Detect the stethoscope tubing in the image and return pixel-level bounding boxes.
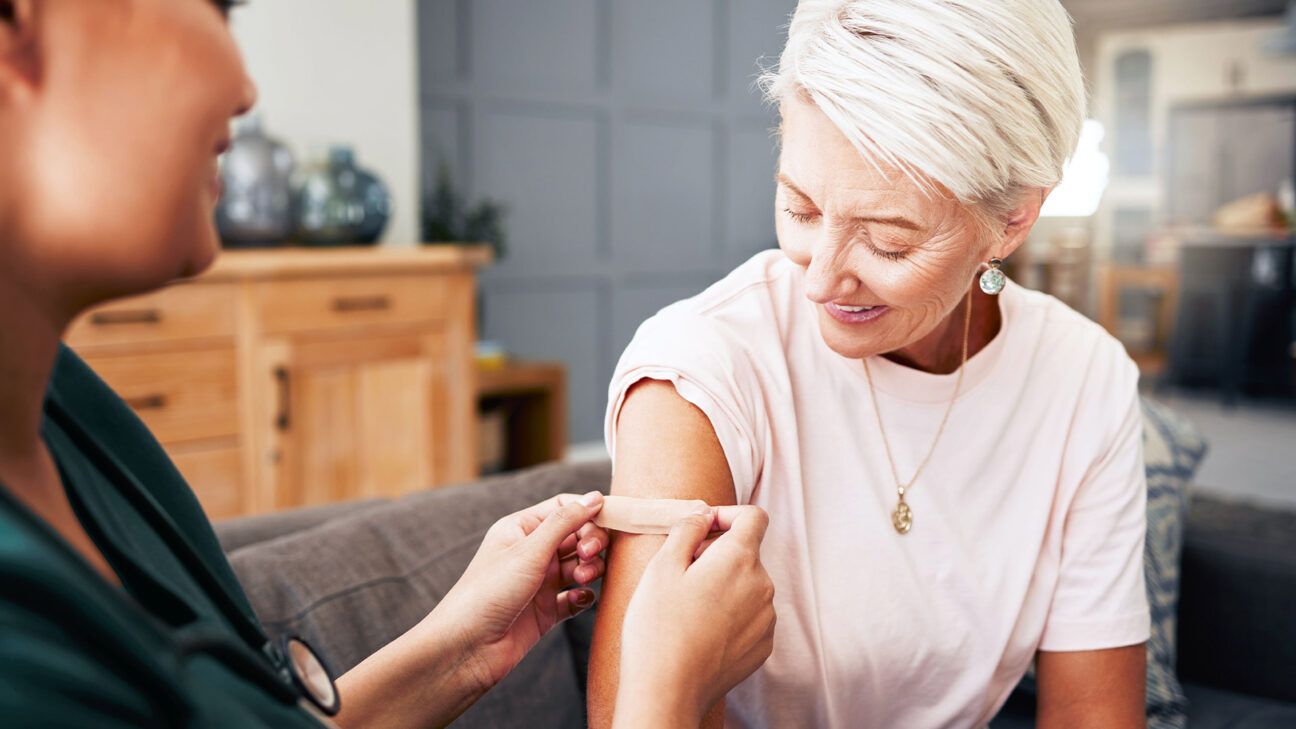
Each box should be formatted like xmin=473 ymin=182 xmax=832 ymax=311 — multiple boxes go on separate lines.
xmin=43 ymin=397 xmax=339 ymax=717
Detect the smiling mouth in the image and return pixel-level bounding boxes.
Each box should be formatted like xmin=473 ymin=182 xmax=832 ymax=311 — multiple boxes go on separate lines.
xmin=825 ymin=301 xmax=890 ymax=324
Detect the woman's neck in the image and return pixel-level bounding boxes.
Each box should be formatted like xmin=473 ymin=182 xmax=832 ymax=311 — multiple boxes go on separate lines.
xmin=884 ymin=285 xmax=1002 ymax=375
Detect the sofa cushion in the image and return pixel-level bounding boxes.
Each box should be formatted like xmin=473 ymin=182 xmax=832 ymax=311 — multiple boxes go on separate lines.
xmin=1176 ymin=494 xmax=1296 ymax=704
xmin=215 ymin=498 xmax=387 ymax=553
xmin=1180 ymin=683 xmax=1296 ymax=729
xmin=227 ymin=461 xmax=613 ymax=729
xmin=991 ymin=683 xmax=1296 ymax=729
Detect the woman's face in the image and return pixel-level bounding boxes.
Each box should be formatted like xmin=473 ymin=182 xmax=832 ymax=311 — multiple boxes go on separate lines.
xmin=0 ymin=0 xmax=255 ymax=312
xmin=775 ymin=93 xmax=995 ymax=361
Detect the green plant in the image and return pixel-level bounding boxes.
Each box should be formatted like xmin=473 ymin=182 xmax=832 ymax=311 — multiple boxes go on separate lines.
xmin=421 ymin=161 xmax=508 ymax=261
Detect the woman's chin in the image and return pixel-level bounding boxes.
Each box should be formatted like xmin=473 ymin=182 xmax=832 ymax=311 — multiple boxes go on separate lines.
xmin=818 ymin=313 xmax=894 ymax=360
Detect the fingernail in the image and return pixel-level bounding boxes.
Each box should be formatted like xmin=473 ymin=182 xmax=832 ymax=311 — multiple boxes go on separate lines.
xmin=580 ymin=538 xmax=600 ymax=556
xmin=580 ymin=491 xmax=603 ymax=507
xmin=574 ymin=589 xmax=594 ymax=607
xmin=690 ymin=506 xmax=711 ymax=517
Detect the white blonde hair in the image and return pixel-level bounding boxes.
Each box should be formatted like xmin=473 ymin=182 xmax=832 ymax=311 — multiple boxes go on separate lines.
xmin=761 ymin=0 xmax=1086 ymax=219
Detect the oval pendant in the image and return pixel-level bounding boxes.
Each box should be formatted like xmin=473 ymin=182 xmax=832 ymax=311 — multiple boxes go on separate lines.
xmin=892 ymin=501 xmax=913 ymax=534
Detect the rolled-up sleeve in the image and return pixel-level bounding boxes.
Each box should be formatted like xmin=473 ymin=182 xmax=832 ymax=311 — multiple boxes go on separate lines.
xmin=604 ymin=308 xmax=766 ymax=504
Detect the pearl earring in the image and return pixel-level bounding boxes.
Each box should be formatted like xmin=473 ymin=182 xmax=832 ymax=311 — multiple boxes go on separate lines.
xmin=979 ymin=258 xmax=1006 ymax=295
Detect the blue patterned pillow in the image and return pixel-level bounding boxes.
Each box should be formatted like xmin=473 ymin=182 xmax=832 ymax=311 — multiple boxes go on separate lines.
xmin=1017 ymin=398 xmax=1206 ymax=729
xmin=1138 ymin=398 xmax=1206 ymax=729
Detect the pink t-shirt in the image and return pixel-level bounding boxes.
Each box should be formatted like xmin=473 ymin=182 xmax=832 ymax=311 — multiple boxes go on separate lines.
xmin=605 ymin=250 xmax=1150 ymax=728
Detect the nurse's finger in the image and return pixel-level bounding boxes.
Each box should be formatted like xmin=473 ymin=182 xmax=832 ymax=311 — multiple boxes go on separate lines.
xmin=654 ymin=507 xmax=715 ymax=569
xmin=712 ymin=506 xmax=769 ymax=549
xmin=562 ymin=554 xmax=606 ymax=586
xmin=557 ymin=532 xmax=580 ymax=560
xmin=576 ymin=522 xmax=609 ymax=560
xmin=525 ymin=492 xmax=605 ymax=559
xmin=512 ymin=493 xmax=581 ymax=533
xmin=692 ymin=534 xmax=721 ymax=561
xmin=556 ymin=588 xmax=597 ymax=620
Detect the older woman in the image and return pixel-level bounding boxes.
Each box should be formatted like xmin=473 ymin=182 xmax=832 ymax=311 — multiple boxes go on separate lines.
xmin=0 ymin=1 xmax=774 ymax=727
xmin=590 ymin=1 xmax=1149 ymax=728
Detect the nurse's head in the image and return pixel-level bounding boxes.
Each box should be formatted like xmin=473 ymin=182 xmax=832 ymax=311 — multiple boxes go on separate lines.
xmin=764 ymin=0 xmax=1085 ymax=360
xmin=0 ymin=0 xmax=255 ymax=318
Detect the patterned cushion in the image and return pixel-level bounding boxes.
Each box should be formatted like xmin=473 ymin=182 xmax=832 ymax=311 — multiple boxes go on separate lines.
xmin=1140 ymin=398 xmax=1207 ymax=728
xmin=1016 ymin=398 xmax=1206 ymax=729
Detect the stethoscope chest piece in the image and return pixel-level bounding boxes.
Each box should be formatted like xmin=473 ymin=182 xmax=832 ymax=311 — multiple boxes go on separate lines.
xmin=284 ymin=636 xmax=340 ymax=717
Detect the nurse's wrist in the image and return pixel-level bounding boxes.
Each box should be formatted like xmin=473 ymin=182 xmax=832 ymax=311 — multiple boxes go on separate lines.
xmin=612 ymin=678 xmax=702 ymax=729
xmin=333 ymin=614 xmax=489 ymax=729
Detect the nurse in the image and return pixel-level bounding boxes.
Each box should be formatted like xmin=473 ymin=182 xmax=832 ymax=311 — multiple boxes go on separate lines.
xmin=0 ymin=1 xmax=775 ymax=727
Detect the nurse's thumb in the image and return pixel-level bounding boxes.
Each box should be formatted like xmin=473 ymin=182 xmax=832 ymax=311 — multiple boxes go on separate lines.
xmin=658 ymin=507 xmax=715 ymax=568
xmin=527 ymin=491 xmax=604 ymax=557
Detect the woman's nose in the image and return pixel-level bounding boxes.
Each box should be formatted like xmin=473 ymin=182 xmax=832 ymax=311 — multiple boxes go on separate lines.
xmin=803 ymin=245 xmax=859 ymax=304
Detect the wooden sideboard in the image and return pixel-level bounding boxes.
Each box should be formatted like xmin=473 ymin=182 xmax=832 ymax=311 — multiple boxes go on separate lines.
xmin=66 ymin=246 xmax=491 ymax=519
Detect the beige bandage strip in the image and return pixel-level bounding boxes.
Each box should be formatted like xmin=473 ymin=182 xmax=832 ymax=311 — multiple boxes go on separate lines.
xmin=593 ymin=495 xmax=711 ymax=534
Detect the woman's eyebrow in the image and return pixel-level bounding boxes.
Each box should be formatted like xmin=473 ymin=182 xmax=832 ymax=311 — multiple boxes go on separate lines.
xmin=776 ymin=172 xmax=922 ymax=231
xmin=775 ymin=173 xmax=815 ymax=204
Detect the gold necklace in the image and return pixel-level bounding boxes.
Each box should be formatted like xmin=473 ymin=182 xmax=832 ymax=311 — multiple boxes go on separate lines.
xmin=863 ymin=285 xmax=974 ymax=535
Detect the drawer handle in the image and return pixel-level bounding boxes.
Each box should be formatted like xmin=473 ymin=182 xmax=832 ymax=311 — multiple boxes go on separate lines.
xmin=331 ymin=295 xmax=391 ymax=313
xmin=91 ymin=309 xmax=162 ymax=326
xmin=124 ymin=394 xmax=168 ymax=411
xmin=274 ymin=367 xmax=291 ymax=432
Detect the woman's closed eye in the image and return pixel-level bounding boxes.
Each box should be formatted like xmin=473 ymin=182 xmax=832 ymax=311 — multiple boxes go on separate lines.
xmin=782 ymin=207 xmax=820 ymax=226
xmin=782 ymin=207 xmax=912 ymax=261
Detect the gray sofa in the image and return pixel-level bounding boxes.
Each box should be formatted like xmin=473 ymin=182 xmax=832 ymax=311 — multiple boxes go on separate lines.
xmin=217 ymin=461 xmax=1296 ymax=728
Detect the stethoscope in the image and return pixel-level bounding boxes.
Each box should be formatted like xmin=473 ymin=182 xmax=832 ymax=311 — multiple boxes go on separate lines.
xmin=36 ymin=395 xmax=342 ymax=721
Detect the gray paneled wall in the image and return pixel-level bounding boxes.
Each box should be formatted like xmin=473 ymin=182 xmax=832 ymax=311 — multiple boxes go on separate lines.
xmin=418 ymin=0 xmax=796 ymax=443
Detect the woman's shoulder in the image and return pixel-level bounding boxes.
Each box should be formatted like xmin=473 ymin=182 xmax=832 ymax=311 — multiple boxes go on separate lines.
xmin=1007 ymin=284 xmax=1138 ymax=385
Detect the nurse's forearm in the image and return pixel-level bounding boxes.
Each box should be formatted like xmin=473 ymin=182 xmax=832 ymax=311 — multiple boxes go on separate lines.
xmin=334 ymin=616 xmax=488 ymax=729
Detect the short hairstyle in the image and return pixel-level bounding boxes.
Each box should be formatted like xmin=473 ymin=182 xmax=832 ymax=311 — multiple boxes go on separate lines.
xmin=761 ymin=0 xmax=1086 ymax=218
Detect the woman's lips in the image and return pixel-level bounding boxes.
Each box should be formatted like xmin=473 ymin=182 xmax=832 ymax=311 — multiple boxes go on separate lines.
xmin=825 ymin=302 xmax=890 ymax=324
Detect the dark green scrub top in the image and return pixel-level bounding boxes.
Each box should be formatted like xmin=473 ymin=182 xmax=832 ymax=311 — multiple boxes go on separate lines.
xmin=0 ymin=346 xmax=328 ymax=727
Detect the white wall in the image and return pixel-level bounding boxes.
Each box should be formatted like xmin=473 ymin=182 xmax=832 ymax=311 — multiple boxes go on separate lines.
xmin=1090 ymin=18 xmax=1296 ymax=254
xmin=230 ymin=1 xmax=420 ymax=246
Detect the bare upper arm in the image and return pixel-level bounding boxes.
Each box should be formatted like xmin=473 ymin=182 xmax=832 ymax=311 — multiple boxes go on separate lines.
xmin=1036 ymin=645 xmax=1146 ymax=729
xmin=587 ymin=379 xmax=737 ymax=729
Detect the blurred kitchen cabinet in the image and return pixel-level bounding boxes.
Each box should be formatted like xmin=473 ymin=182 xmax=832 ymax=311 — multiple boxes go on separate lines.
xmin=67 ymin=246 xmax=490 ymax=517
xmin=1167 ymin=97 xmax=1296 ymax=226
xmin=262 ymin=330 xmax=451 ymax=510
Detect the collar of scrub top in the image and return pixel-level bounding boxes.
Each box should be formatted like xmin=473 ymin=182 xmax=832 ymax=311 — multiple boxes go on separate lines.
xmin=41 ymin=391 xmax=342 ymax=717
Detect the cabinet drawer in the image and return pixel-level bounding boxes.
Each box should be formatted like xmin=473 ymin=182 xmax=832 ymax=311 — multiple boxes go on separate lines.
xmin=66 ymin=283 xmax=236 ymax=349
xmin=82 ymin=349 xmax=239 ymax=444
xmin=255 ymin=276 xmax=449 ymax=335
xmin=171 ymin=446 xmax=244 ymax=520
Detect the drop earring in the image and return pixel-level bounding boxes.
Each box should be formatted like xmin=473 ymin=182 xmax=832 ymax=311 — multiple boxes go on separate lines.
xmin=979 ymin=258 xmax=1006 ymax=295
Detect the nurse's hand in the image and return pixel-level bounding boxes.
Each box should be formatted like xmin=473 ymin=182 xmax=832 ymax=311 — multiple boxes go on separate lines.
xmin=336 ymin=492 xmax=608 ymax=729
xmin=613 ymin=505 xmax=776 ymax=728
xmin=429 ymin=491 xmax=608 ymax=689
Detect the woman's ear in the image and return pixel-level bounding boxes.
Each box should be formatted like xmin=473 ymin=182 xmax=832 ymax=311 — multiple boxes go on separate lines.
xmin=993 ymin=186 xmax=1052 ymax=259
xmin=0 ymin=0 xmax=38 ymax=103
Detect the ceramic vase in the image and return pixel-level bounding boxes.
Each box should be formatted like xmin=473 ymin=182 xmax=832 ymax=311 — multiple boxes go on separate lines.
xmin=215 ymin=115 xmax=297 ymax=248
xmin=294 ymin=146 xmax=392 ymax=246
